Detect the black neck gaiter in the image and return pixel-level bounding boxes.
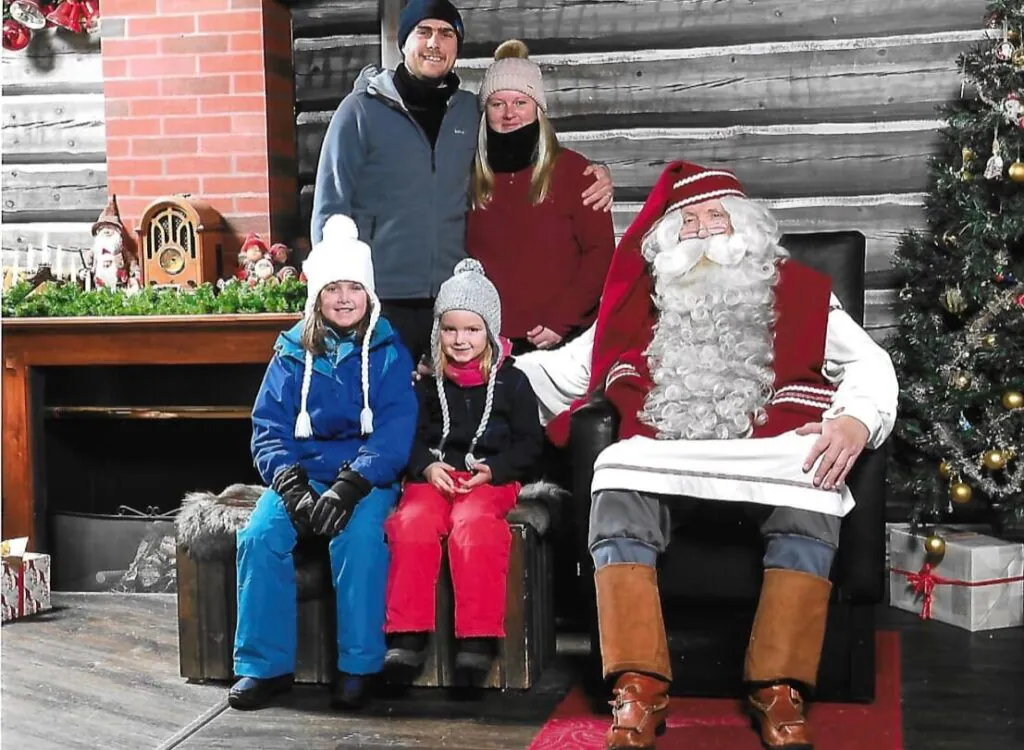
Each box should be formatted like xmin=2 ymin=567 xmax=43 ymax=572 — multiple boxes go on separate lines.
xmin=485 ymin=121 xmax=540 ymax=173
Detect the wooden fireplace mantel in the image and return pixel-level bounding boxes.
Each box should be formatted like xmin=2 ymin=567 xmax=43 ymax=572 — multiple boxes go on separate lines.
xmin=1 ymin=313 xmax=300 ymax=548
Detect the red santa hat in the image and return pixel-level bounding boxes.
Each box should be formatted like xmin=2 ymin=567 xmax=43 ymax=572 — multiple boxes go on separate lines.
xmin=91 ymin=195 xmax=126 ymax=237
xmin=545 ymin=161 xmax=746 ymax=446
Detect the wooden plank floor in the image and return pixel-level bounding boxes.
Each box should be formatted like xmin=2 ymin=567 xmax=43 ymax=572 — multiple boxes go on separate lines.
xmin=2 ymin=593 xmax=1022 ymax=749
xmin=0 ymin=593 xmax=224 ymax=750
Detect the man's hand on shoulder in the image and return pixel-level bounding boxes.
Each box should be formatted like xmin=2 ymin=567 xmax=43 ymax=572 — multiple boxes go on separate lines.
xmin=796 ymin=415 xmax=870 ymax=490
xmin=581 ymin=163 xmax=614 ymax=212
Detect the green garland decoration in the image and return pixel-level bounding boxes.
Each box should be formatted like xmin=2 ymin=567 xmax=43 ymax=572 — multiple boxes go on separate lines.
xmin=0 ymin=279 xmax=307 ymax=318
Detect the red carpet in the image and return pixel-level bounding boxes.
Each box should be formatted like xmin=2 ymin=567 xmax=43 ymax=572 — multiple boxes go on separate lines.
xmin=528 ymin=631 xmax=902 ymax=750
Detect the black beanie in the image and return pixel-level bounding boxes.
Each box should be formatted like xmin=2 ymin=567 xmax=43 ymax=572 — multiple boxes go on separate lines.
xmin=397 ymin=0 xmax=464 ymax=52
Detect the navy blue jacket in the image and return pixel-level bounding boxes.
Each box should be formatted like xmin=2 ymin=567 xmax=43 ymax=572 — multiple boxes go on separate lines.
xmin=408 ymin=358 xmax=543 ymax=485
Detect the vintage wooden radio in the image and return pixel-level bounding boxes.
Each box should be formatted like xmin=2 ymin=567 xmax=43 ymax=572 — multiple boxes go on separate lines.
xmin=136 ymin=195 xmax=232 ymax=287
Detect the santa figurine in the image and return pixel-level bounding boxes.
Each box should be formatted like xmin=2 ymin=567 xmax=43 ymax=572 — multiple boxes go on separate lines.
xmin=89 ymin=196 xmax=130 ymax=289
xmin=276 ymin=265 xmax=298 ymax=283
xmin=235 ymin=232 xmax=269 ymax=282
xmin=251 ymin=257 xmax=277 ymax=285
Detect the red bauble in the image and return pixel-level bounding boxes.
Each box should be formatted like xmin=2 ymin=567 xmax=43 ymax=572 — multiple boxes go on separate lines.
xmin=80 ymin=0 xmax=100 ymax=33
xmin=45 ymin=0 xmax=83 ymax=32
xmin=2 ymin=19 xmax=33 ymax=51
xmin=1016 ymin=293 xmax=1024 ymax=308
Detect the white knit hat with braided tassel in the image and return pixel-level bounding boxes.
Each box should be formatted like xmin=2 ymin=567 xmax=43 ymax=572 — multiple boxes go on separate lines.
xmin=295 ymin=214 xmax=379 ymax=440
xmin=430 ymin=258 xmax=502 ymax=469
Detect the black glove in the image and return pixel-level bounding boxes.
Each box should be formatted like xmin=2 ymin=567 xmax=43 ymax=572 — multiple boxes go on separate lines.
xmin=310 ymin=468 xmax=372 ymax=537
xmin=272 ymin=464 xmax=317 ymax=534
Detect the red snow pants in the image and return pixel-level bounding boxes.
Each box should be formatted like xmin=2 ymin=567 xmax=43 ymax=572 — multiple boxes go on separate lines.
xmin=384 ymin=473 xmax=520 ymax=638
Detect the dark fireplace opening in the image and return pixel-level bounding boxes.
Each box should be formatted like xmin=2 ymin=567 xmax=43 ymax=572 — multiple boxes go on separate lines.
xmin=40 ymin=363 xmax=268 ymax=591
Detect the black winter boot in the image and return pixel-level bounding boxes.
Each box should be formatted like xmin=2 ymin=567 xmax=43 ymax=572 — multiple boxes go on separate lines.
xmin=227 ymin=674 xmax=294 ymax=710
xmin=331 ymin=671 xmax=371 ymax=710
xmin=455 ymin=636 xmax=498 ymax=674
xmin=384 ymin=631 xmax=430 ymax=673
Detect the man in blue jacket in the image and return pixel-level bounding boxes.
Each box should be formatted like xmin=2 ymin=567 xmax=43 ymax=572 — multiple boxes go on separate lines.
xmin=311 ymin=0 xmax=611 ymax=364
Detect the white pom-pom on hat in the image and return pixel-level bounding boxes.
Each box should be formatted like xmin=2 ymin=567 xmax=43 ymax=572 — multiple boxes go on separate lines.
xmin=322 ymin=214 xmax=358 ymax=244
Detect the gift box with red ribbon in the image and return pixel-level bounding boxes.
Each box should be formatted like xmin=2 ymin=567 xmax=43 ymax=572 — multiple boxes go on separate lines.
xmin=1 ymin=538 xmax=52 ymax=623
xmin=888 ymin=524 xmax=1023 ymax=631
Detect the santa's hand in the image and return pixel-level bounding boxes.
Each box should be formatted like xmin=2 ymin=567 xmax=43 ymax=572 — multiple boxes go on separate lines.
xmin=424 ymin=462 xmax=457 ymax=494
xmin=581 ymin=163 xmax=614 ymax=212
xmin=526 ymin=325 xmax=563 ymax=349
xmin=797 ymin=416 xmax=870 ymax=490
xmin=455 ymin=463 xmax=493 ymax=493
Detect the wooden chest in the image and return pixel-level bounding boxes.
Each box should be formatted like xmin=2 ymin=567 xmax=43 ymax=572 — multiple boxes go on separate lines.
xmin=176 ymin=522 xmax=555 ymax=690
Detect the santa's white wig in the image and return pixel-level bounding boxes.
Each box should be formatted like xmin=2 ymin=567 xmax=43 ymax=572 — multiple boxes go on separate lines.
xmin=639 ymin=196 xmax=789 ymax=440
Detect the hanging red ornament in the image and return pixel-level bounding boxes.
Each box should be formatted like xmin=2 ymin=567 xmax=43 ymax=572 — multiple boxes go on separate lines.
xmin=45 ymin=0 xmax=82 ymax=32
xmin=9 ymin=0 xmax=48 ymax=30
xmin=79 ymin=0 xmax=99 ymax=33
xmin=1016 ymin=293 xmax=1024 ymax=308
xmin=2 ymin=18 xmax=33 ymax=51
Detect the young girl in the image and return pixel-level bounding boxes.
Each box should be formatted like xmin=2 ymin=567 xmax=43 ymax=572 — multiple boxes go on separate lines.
xmin=383 ymin=259 xmax=543 ymax=674
xmin=230 ymin=215 xmax=417 ymax=711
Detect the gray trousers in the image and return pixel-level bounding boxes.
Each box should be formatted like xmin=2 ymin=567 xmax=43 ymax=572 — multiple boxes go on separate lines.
xmin=589 ymin=489 xmax=840 ymax=579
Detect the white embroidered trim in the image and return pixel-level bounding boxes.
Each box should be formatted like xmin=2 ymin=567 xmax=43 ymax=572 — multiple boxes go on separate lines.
xmin=665 ymin=188 xmax=746 ymax=214
xmin=672 ymin=170 xmax=738 ymax=189
xmin=774 ymin=384 xmax=836 ymax=397
xmin=606 ymin=363 xmax=640 ymax=388
xmin=769 ymin=396 xmax=832 ymax=409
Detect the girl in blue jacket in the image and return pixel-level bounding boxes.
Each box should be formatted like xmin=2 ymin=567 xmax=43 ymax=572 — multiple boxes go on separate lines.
xmin=230 ymin=215 xmax=417 ymax=711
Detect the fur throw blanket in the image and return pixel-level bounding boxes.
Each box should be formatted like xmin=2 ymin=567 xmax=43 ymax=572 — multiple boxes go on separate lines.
xmin=176 ymin=480 xmax=567 ymax=562
xmin=176 ymin=483 xmax=262 ymax=561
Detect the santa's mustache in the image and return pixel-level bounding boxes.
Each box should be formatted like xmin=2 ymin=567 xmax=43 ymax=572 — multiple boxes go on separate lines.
xmin=651 ymin=232 xmax=748 ymax=281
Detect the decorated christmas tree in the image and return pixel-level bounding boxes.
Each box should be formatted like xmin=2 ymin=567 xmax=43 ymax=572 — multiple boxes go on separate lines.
xmin=890 ymin=1 xmax=1024 ymax=530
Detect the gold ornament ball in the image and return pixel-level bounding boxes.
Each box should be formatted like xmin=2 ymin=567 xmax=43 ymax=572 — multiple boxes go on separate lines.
xmin=962 ymin=147 xmax=975 ymax=163
xmin=982 ymin=333 xmax=998 ymax=347
xmin=982 ymin=449 xmax=1008 ymax=470
xmin=1009 ymin=161 xmax=1024 ymax=182
xmin=924 ymin=534 xmax=947 ymax=560
xmin=938 ymin=460 xmax=952 ymax=479
xmin=961 ymin=170 xmax=975 ymax=183
xmin=950 ymin=481 xmax=973 ymax=504
xmin=952 ymin=372 xmax=971 ymax=389
xmin=1003 ymin=390 xmax=1024 ymax=410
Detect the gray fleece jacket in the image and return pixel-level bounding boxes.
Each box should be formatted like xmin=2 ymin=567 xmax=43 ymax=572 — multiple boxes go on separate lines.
xmin=311 ymin=65 xmax=480 ymax=299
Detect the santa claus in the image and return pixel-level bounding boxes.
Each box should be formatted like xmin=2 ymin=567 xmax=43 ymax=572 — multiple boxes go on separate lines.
xmin=515 ymin=161 xmax=897 ymax=750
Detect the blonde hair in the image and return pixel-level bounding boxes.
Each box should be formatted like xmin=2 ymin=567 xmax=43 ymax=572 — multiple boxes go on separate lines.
xmin=437 ymin=338 xmax=494 ymax=381
xmin=471 ymin=107 xmax=561 ymax=209
xmin=301 ymin=295 xmax=372 ymax=355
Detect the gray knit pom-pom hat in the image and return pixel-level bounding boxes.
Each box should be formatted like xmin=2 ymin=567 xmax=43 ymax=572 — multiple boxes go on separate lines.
xmin=430 ymin=258 xmax=503 ymax=469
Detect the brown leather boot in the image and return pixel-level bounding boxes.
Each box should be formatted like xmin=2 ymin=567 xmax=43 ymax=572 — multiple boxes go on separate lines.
xmin=594 ymin=563 xmax=672 ymax=750
xmin=607 ymin=672 xmax=669 ymax=749
xmin=744 ymin=568 xmax=831 ymax=749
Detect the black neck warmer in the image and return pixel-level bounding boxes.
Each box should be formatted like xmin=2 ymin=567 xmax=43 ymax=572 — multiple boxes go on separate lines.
xmin=486 ymin=121 xmax=541 ymax=173
xmin=393 ymin=63 xmax=458 ymax=148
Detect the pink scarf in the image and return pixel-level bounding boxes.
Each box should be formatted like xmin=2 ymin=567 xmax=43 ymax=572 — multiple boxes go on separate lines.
xmin=444 ymin=337 xmax=513 ymax=387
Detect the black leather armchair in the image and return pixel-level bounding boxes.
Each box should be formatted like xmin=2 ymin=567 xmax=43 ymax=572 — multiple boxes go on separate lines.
xmin=568 ymin=231 xmax=885 ymax=702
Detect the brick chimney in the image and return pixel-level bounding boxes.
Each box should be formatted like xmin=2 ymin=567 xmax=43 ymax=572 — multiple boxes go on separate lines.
xmin=99 ymin=0 xmax=297 ymax=252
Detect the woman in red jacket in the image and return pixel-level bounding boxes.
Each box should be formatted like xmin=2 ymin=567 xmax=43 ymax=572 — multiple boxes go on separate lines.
xmin=466 ymin=40 xmax=615 ymax=354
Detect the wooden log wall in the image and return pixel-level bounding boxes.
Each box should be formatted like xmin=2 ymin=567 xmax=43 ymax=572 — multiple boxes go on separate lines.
xmin=2 ymin=31 xmax=106 ymax=277
xmin=291 ymin=0 xmax=993 ymax=343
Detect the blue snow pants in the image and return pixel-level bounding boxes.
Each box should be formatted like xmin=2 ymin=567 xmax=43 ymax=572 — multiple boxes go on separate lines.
xmin=233 ymin=482 xmax=398 ymax=679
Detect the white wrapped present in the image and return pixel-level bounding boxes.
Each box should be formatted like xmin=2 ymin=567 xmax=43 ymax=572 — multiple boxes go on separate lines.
xmin=888 ymin=524 xmax=1023 ymax=631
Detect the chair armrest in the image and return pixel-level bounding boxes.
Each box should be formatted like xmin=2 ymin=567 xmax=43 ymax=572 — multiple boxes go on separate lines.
xmin=835 ymin=442 xmax=889 ymax=603
xmin=568 ymin=394 xmax=620 ymax=566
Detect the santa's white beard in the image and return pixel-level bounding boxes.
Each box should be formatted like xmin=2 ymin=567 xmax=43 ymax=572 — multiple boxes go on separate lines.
xmin=640 ymin=236 xmax=779 ymax=440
